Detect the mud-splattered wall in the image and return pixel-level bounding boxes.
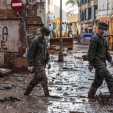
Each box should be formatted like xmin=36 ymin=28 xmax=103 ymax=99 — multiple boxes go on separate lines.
xmin=0 ymin=0 xmax=45 ymax=70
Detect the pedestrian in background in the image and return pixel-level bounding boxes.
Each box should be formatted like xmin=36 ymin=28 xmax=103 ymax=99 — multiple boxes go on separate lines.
xmin=24 ymin=27 xmax=51 ymax=97
xmin=88 ymin=22 xmax=113 ymax=98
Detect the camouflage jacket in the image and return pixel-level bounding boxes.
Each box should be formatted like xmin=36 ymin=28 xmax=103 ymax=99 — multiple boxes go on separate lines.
xmin=27 ymin=36 xmax=50 ymax=66
xmin=88 ymin=33 xmax=112 ymax=68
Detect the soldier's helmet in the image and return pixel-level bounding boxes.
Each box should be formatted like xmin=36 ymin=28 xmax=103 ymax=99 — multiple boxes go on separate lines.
xmin=98 ymin=22 xmax=108 ymax=30
xmin=40 ymin=27 xmax=51 ymax=35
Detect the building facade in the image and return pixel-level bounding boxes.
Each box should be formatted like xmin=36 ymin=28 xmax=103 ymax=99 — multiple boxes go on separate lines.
xmin=78 ymin=0 xmax=98 ymax=33
xmin=96 ymin=0 xmax=113 ymax=17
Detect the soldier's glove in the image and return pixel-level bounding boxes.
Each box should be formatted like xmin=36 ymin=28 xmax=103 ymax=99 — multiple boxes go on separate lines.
xmin=28 ymin=66 xmax=34 ymax=72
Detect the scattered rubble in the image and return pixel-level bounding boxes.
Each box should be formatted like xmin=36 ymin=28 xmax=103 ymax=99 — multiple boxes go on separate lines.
xmin=54 ymin=46 xmax=60 ymax=51
xmin=3 ymin=85 xmax=12 ymax=90
xmin=0 ymin=68 xmax=11 ymax=77
xmin=57 ymin=87 xmax=62 ymax=91
xmin=95 ymin=93 xmax=113 ymax=105
xmin=0 ymin=97 xmax=22 ymax=102
xmin=70 ymin=111 xmax=84 ymax=113
xmin=49 ymin=82 xmax=54 ymax=85
xmin=82 ymin=55 xmax=88 ymax=61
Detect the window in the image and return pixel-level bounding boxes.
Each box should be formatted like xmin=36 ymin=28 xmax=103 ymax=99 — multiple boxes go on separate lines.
xmin=91 ymin=5 xmax=97 ymax=19
xmin=88 ymin=8 xmax=91 ymax=20
xmin=88 ymin=0 xmax=91 ymax=3
xmin=85 ymin=0 xmax=87 ymax=4
xmin=81 ymin=0 xmax=84 ymax=5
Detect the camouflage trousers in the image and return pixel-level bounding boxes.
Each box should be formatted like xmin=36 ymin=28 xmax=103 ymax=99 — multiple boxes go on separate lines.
xmin=91 ymin=67 xmax=113 ymax=93
xmin=24 ymin=63 xmax=49 ymax=96
xmin=30 ymin=64 xmax=47 ymax=86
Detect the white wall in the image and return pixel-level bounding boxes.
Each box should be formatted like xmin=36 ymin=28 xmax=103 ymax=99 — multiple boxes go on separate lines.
xmin=110 ymin=0 xmax=113 ymax=14
xmin=0 ymin=20 xmax=20 ymax=52
xmin=97 ymin=0 xmax=113 ymax=17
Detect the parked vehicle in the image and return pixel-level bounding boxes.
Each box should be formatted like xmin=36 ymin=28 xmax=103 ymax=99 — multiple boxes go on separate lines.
xmin=80 ymin=33 xmax=93 ymax=45
xmin=50 ymin=18 xmax=73 ymax=49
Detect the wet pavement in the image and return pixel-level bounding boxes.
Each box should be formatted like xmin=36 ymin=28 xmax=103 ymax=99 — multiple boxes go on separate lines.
xmin=0 ymin=42 xmax=113 ymax=113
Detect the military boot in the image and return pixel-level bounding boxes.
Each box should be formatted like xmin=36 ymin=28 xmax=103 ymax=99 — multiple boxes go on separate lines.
xmin=24 ymin=83 xmax=35 ymax=96
xmin=88 ymin=87 xmax=97 ymax=99
xmin=42 ymin=84 xmax=50 ymax=97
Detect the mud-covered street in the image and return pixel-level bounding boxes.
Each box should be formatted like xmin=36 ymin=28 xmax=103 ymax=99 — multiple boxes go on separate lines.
xmin=0 ymin=42 xmax=113 ymax=113
xmin=0 ymin=0 xmax=113 ymax=113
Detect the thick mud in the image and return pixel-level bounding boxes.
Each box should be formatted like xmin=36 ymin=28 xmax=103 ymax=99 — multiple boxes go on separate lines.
xmin=0 ymin=43 xmax=113 ymax=113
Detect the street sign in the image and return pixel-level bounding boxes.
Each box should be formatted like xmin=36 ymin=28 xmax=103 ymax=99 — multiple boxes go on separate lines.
xmin=11 ymin=0 xmax=23 ymax=11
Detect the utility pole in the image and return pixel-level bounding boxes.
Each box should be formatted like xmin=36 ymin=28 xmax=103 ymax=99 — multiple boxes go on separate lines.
xmin=58 ymin=0 xmax=63 ymax=62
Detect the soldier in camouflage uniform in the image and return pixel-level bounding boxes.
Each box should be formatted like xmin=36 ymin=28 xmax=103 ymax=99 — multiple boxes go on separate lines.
xmin=88 ymin=22 xmax=113 ymax=98
xmin=24 ymin=27 xmax=51 ymax=97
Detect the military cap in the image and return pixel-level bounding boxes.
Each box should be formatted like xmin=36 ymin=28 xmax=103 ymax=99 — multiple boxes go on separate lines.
xmin=40 ymin=27 xmax=51 ymax=35
xmin=98 ymin=21 xmax=108 ymax=30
